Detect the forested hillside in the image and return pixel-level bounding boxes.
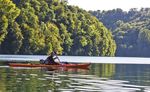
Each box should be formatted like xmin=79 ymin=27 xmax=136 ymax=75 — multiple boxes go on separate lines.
xmin=0 ymin=0 xmax=116 ymax=56
xmin=90 ymin=8 xmax=150 ymax=57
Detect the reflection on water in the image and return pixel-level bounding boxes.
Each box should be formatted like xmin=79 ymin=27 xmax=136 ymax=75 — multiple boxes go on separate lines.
xmin=115 ymin=64 xmax=150 ymax=86
xmin=0 ymin=63 xmax=150 ymax=92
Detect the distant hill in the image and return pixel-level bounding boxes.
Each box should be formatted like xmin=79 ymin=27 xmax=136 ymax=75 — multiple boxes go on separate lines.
xmin=0 ymin=0 xmax=116 ymax=56
xmin=90 ymin=8 xmax=150 ymax=57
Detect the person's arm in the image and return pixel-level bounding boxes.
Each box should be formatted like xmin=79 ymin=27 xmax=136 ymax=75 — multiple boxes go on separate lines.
xmin=53 ymin=56 xmax=58 ymax=59
xmin=53 ymin=55 xmax=61 ymax=63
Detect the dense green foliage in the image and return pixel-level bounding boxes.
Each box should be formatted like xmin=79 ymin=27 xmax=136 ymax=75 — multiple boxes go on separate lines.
xmin=0 ymin=0 xmax=20 ymax=44
xmin=90 ymin=8 xmax=150 ymax=57
xmin=0 ymin=0 xmax=116 ymax=56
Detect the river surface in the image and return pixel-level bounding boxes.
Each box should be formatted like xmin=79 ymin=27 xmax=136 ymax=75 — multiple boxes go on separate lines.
xmin=0 ymin=55 xmax=150 ymax=92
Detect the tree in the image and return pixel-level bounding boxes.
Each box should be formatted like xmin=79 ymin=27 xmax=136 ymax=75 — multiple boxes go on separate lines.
xmin=137 ymin=29 xmax=150 ymax=56
xmin=0 ymin=0 xmax=20 ymax=44
xmin=91 ymin=8 xmax=150 ymax=57
xmin=0 ymin=0 xmax=116 ymax=56
xmin=1 ymin=22 xmax=23 ymax=54
xmin=42 ymin=22 xmax=63 ymax=54
xmin=17 ymin=2 xmax=45 ymax=54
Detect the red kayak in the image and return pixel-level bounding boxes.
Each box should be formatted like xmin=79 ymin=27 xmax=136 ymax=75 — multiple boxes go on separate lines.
xmin=9 ymin=63 xmax=90 ymax=68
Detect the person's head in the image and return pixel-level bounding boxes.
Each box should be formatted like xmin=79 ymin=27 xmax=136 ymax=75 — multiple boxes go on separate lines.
xmin=50 ymin=52 xmax=54 ymax=56
xmin=51 ymin=51 xmax=57 ymax=56
xmin=53 ymin=51 xmax=57 ymax=54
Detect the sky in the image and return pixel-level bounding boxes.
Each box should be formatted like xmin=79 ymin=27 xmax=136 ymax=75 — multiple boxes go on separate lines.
xmin=68 ymin=0 xmax=150 ymax=11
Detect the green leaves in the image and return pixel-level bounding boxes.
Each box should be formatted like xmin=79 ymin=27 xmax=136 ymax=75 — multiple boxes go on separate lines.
xmin=0 ymin=15 xmax=8 ymax=44
xmin=44 ymin=22 xmax=63 ymax=54
xmin=1 ymin=22 xmax=23 ymax=54
xmin=91 ymin=8 xmax=150 ymax=57
xmin=0 ymin=0 xmax=116 ymax=56
xmin=0 ymin=0 xmax=20 ymax=44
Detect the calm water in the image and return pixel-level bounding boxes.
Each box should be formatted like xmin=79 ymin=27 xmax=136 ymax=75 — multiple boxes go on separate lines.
xmin=0 ymin=55 xmax=150 ymax=92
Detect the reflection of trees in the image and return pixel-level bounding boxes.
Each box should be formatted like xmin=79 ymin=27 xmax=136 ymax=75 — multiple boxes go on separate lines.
xmin=0 ymin=66 xmax=90 ymax=92
xmin=90 ymin=64 xmax=115 ymax=77
xmin=0 ymin=68 xmax=57 ymax=92
xmin=0 ymin=68 xmax=7 ymax=92
xmin=115 ymin=64 xmax=150 ymax=86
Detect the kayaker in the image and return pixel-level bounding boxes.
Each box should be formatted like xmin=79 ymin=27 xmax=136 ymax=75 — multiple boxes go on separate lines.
xmin=47 ymin=51 xmax=58 ymax=64
xmin=40 ymin=51 xmax=59 ymax=65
